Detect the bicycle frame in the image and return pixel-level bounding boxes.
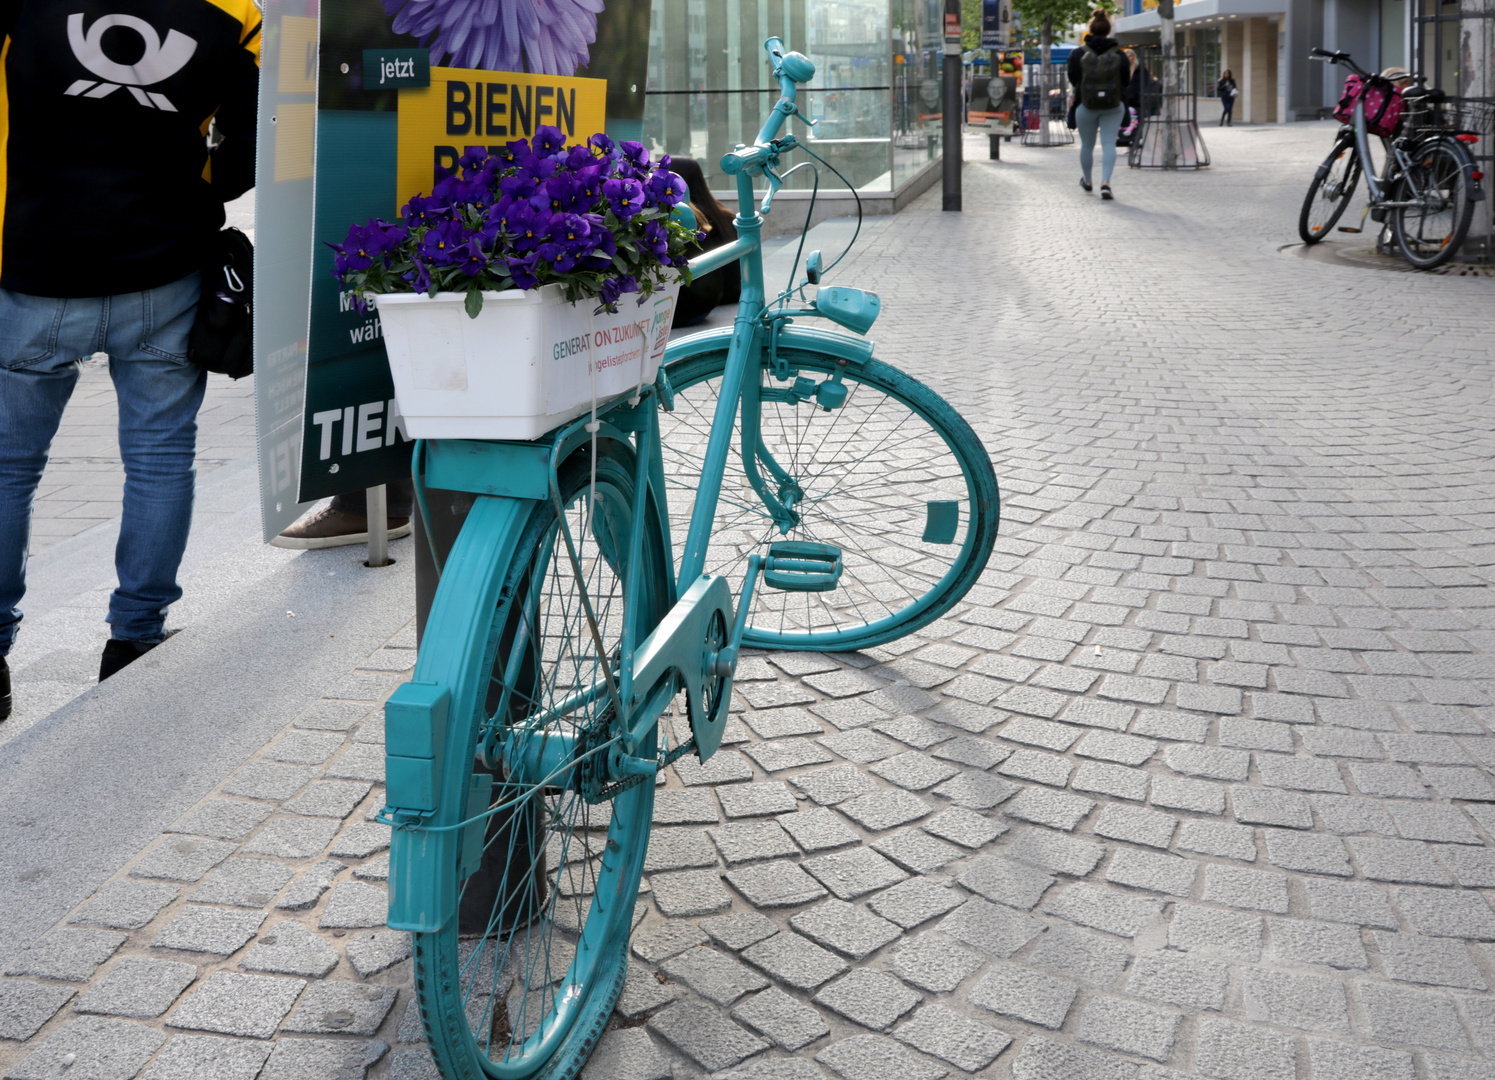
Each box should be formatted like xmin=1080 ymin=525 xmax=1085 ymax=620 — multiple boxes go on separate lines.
xmin=397 ymin=37 xmax=837 ymax=840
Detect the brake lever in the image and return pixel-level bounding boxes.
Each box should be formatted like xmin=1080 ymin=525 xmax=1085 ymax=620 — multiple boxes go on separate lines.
xmin=761 ymin=164 xmax=784 ymax=214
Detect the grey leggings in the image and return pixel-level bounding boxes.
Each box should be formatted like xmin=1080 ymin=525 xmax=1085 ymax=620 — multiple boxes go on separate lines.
xmin=1077 ymin=103 xmax=1125 ymax=183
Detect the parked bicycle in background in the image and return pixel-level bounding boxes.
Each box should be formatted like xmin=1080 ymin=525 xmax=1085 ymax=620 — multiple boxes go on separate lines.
xmin=1298 ymin=48 xmax=1486 ymax=270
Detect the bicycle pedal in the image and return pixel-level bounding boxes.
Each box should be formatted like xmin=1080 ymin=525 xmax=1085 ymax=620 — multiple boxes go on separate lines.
xmin=1338 ymin=226 xmax=1362 ymax=233
xmin=763 ymin=541 xmax=842 ymax=592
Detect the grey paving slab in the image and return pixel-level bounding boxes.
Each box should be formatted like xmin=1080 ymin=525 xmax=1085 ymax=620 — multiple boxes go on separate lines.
xmin=1076 ymin=996 xmax=1181 ymax=1062
xmin=140 ymin=1034 xmax=273 ymax=1080
xmin=151 ymin=907 xmax=265 ymax=956
xmin=275 ymin=859 xmax=346 ymax=911
xmin=969 ymin=963 xmax=1078 ymax=1029
xmin=343 ymin=930 xmax=411 ymax=978
xmin=647 ymin=1000 xmax=768 ymax=1072
xmin=659 ymin=946 xmax=770 ymax=1006
xmin=279 ymin=980 xmax=399 ymax=1034
xmin=166 ymin=972 xmax=305 ymax=1038
xmin=218 ymin=756 xmax=315 ymax=801
xmin=814 ymin=1033 xmax=948 ymax=1080
xmin=865 ymin=878 xmax=964 ymax=929
xmin=73 ymin=957 xmax=197 ymax=1018
xmin=67 ymin=881 xmax=181 ymax=931
xmin=4 ymin=929 xmax=127 ymax=983
xmin=256 ymin=1037 xmax=387 ymax=1079
xmin=0 ymin=980 xmax=77 ymax=1041
xmin=171 ymin=799 xmax=278 ymax=842
xmin=241 ymin=817 xmax=341 ymax=859
xmin=741 ymin=932 xmax=849 ymax=991
xmin=6 ymin=1017 xmax=165 ymax=1080
xmin=790 ymin=900 xmax=901 ymax=960
xmin=701 ymin=912 xmax=780 ymax=953
xmin=190 ymin=858 xmax=296 ymax=908
xmin=239 ymin=921 xmax=341 ymax=978
xmin=581 ymin=1028 xmax=672 ymax=1080
xmin=731 ymin=987 xmax=829 ymax=1051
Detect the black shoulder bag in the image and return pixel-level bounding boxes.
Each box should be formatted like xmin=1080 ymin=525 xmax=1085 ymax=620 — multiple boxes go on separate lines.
xmin=188 ymin=227 xmax=254 ymax=379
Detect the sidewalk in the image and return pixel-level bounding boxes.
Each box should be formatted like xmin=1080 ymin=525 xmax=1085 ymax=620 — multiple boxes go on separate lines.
xmin=1 ymin=125 xmax=1494 ymax=1080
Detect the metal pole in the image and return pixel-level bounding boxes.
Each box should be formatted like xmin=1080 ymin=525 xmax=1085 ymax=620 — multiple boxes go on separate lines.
xmin=367 ymin=484 xmax=390 ymax=567
xmin=943 ymin=45 xmax=963 ymax=210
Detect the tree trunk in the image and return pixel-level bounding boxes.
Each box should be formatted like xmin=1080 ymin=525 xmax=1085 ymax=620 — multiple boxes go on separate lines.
xmin=1158 ymin=0 xmax=1181 ymax=167
xmin=1041 ymin=15 xmax=1052 ymax=75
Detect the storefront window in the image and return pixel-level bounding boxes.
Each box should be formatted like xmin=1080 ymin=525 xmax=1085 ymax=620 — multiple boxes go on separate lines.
xmin=643 ymin=0 xmax=939 ymax=197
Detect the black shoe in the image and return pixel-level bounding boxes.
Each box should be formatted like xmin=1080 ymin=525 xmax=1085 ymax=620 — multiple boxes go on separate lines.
xmin=100 ymin=639 xmax=157 ymax=682
xmin=0 ymin=656 xmax=10 ymax=721
xmin=1080 ymin=177 xmax=1093 ymax=193
xmin=1101 ymin=184 xmax=1114 ymax=200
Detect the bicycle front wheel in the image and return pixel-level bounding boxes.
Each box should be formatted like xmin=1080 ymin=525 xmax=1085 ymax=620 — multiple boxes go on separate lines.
xmin=1392 ymin=138 xmax=1475 ymax=270
xmin=413 ymin=440 xmax=672 ymax=1080
xmin=660 ymin=347 xmax=999 ymax=652
xmin=1298 ymin=133 xmax=1361 ymax=244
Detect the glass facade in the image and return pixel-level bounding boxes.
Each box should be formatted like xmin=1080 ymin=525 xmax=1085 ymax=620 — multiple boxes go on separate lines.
xmin=642 ymin=0 xmax=945 ymax=195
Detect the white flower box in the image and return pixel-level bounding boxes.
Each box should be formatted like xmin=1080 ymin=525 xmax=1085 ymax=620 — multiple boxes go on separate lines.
xmin=374 ymin=281 xmax=681 ymax=441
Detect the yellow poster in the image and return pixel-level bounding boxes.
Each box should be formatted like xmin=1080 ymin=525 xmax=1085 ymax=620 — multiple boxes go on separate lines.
xmin=396 ymin=67 xmax=607 ymax=211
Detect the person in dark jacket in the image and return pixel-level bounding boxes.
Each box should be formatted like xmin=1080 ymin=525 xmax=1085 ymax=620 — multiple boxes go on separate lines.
xmin=671 ymin=157 xmax=741 ymax=327
xmin=0 ymin=0 xmax=260 ymax=715
xmin=1217 ymin=70 xmax=1238 ymax=125
xmin=1127 ymin=51 xmax=1159 ymax=117
xmin=1068 ymin=10 xmax=1127 ymax=199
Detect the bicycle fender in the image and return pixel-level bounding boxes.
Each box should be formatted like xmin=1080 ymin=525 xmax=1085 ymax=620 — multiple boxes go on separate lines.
xmin=387 ymin=493 xmax=536 ymax=934
xmin=664 ymin=324 xmax=876 ymax=367
xmin=627 ymin=573 xmax=735 ymax=761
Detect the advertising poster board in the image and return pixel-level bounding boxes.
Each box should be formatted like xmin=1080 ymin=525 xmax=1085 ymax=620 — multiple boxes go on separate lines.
xmin=254 ymin=0 xmax=653 ymax=538
xmin=980 ymin=0 xmax=1010 ymax=49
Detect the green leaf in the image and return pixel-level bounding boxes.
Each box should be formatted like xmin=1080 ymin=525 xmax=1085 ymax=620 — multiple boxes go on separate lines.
xmin=465 ymin=288 xmax=484 ymax=319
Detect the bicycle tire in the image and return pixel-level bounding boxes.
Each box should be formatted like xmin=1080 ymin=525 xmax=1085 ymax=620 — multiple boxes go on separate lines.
xmin=411 ymin=440 xmax=671 ymax=1080
xmin=1298 ymin=133 xmax=1361 ymax=244
xmin=660 ymin=347 xmax=999 ymax=652
xmin=1392 ymin=137 xmax=1475 ymax=270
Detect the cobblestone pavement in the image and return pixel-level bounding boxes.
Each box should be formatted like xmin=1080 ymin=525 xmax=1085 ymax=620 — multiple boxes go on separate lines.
xmin=6 ymin=122 xmax=1495 ymax=1080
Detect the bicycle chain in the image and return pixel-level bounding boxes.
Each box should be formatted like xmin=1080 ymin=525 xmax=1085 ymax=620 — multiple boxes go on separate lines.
xmin=589 ymin=735 xmax=698 ymax=804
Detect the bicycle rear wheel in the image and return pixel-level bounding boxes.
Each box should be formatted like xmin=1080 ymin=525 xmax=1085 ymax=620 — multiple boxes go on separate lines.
xmin=1298 ymin=133 xmax=1360 ymax=244
xmin=1392 ymin=137 xmax=1475 ymax=270
xmin=412 ymin=441 xmax=672 ymax=1080
xmin=660 ymin=347 xmax=999 ymax=652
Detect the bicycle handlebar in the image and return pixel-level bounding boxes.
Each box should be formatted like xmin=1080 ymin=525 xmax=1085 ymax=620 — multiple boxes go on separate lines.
xmin=754 ymin=38 xmax=816 ymax=146
xmin=1309 ymin=46 xmax=1371 ymax=80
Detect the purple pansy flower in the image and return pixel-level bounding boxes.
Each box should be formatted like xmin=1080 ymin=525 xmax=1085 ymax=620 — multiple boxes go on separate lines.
xmin=419 ymin=219 xmax=466 ymax=264
xmin=533 ymin=126 xmax=568 ymax=156
xmin=456 ymin=237 xmax=489 ymax=276
xmin=602 ymin=177 xmax=645 ymax=220
xmin=505 ymin=253 xmax=541 ymax=290
xmin=647 ymin=169 xmax=687 ymax=207
xmin=641 ymin=219 xmax=669 ymax=257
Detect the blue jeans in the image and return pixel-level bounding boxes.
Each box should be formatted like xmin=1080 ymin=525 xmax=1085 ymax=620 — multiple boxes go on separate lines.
xmin=1077 ymin=103 xmax=1126 ymax=184
xmin=0 ymin=275 xmax=206 ymax=654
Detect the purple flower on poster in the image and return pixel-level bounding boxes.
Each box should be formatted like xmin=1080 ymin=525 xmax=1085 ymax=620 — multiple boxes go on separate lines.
xmin=385 ymin=0 xmax=606 ymax=75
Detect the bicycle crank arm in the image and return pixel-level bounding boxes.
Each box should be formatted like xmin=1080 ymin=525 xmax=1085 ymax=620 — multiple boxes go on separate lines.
xmin=623 ymin=572 xmax=736 ymax=761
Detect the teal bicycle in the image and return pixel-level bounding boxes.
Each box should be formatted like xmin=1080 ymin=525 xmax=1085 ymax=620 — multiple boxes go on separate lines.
xmin=381 ymin=37 xmax=999 ymax=1080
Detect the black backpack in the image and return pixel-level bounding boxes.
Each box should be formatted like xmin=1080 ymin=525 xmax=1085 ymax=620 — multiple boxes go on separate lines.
xmin=1080 ymin=47 xmax=1125 ymax=111
xmin=188 ymin=228 xmax=254 ymax=380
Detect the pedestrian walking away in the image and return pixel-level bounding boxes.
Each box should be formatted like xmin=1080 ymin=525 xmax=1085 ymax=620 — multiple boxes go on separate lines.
xmin=0 ymin=0 xmax=261 ymax=717
xmin=1069 ymin=9 xmax=1127 ymax=199
xmin=1218 ymin=69 xmax=1238 ymax=125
